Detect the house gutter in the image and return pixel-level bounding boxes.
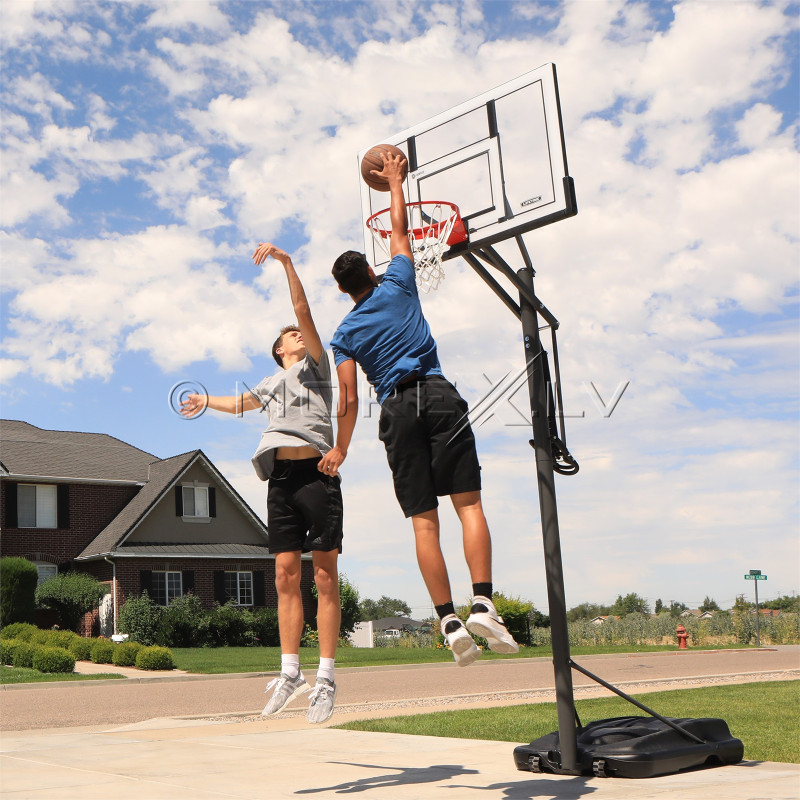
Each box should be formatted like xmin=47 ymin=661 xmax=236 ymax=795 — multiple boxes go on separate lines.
xmin=103 ymin=556 xmax=117 ymax=635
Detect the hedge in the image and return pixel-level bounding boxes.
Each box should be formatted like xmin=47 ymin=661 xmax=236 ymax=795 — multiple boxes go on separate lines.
xmin=90 ymin=639 xmax=115 ymax=664
xmin=0 ymin=557 xmax=38 ymax=627
xmin=32 ymin=646 xmax=76 ymax=674
xmin=135 ymin=645 xmax=174 ymax=671
xmin=0 ymin=622 xmax=38 ymax=641
xmin=112 ymin=641 xmax=143 ymax=667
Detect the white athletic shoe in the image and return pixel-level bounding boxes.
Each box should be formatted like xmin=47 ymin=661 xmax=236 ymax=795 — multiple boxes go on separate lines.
xmin=306 ymin=678 xmax=337 ymax=724
xmin=466 ymin=596 xmax=519 ymax=654
xmin=440 ymin=614 xmax=481 ymax=667
xmin=261 ymin=672 xmax=310 ymax=717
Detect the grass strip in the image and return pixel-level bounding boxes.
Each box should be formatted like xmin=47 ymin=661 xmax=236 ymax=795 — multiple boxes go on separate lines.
xmin=0 ymin=665 xmax=126 ymax=685
xmin=335 ymin=681 xmax=800 ymax=764
xmin=169 ymin=643 xmax=751 ymax=674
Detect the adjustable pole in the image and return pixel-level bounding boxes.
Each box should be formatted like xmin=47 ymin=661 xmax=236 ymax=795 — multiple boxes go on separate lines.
xmin=516 ymin=264 xmax=579 ymax=772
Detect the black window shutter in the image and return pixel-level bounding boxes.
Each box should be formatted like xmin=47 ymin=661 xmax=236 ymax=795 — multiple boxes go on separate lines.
xmin=208 ymin=487 xmax=216 ymax=517
xmin=213 ymin=570 xmax=226 ymax=604
xmin=175 ymin=486 xmax=183 ymax=516
xmin=57 ymin=485 xmax=70 ymax=529
xmin=5 ymin=482 xmax=18 ymax=528
xmin=140 ymin=570 xmax=153 ymax=595
xmin=253 ymin=570 xmax=265 ymax=606
xmin=182 ymin=570 xmax=195 ymax=595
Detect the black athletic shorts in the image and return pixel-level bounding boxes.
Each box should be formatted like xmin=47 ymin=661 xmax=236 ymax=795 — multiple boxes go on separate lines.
xmin=378 ymin=376 xmax=481 ymax=518
xmin=266 ymin=457 xmax=343 ymax=554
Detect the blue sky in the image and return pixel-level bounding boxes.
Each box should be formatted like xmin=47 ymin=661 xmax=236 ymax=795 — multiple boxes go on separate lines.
xmin=2 ymin=0 xmax=798 ymax=618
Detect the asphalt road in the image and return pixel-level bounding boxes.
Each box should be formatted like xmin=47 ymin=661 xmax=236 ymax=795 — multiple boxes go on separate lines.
xmin=2 ymin=646 xmax=797 ymax=731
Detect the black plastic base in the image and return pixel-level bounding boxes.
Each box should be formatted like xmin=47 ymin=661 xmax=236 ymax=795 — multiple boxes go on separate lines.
xmin=513 ymin=716 xmax=744 ymax=779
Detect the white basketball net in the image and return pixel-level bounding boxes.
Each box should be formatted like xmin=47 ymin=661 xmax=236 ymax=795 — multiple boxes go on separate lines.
xmin=367 ymin=202 xmax=460 ymax=293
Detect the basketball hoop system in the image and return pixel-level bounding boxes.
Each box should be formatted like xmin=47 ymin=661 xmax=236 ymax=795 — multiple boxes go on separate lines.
xmin=366 ymin=201 xmax=468 ymax=293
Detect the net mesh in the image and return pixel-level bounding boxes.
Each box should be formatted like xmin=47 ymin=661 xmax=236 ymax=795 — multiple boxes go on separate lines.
xmin=367 ymin=202 xmax=460 ymax=293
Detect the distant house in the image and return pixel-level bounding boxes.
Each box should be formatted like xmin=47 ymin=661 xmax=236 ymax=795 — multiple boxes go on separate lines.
xmin=589 ymin=615 xmax=618 ymax=625
xmin=372 ymin=616 xmax=426 ymax=633
xmin=680 ymin=609 xmax=716 ymax=620
xmin=0 ymin=420 xmax=314 ymax=635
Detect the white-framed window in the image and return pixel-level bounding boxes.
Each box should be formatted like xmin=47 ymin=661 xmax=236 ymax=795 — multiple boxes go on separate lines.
xmin=182 ymin=485 xmax=209 ymax=518
xmin=34 ymin=562 xmax=58 ymax=585
xmin=18 ymin=484 xmax=57 ymax=528
xmin=151 ymin=571 xmax=183 ymax=606
xmin=224 ymin=571 xmax=253 ymax=606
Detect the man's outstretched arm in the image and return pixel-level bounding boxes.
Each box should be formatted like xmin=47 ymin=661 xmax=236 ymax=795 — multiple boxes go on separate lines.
xmin=372 ymin=153 xmax=412 ymax=261
xmin=252 ymin=242 xmax=324 ymax=364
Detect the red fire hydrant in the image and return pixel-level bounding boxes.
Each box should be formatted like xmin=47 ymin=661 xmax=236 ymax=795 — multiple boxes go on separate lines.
xmin=676 ymin=624 xmax=689 ymax=650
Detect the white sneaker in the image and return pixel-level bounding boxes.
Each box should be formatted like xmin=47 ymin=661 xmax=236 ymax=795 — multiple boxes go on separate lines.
xmin=306 ymin=678 xmax=337 ymax=724
xmin=466 ymin=596 xmax=519 ymax=654
xmin=440 ymin=614 xmax=481 ymax=667
xmin=261 ymin=672 xmax=310 ymax=717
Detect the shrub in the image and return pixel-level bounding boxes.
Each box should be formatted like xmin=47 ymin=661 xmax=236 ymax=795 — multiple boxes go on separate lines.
xmin=69 ymin=637 xmax=94 ymax=661
xmin=119 ymin=592 xmax=163 ymax=646
xmin=205 ymin=602 xmax=256 ymax=647
xmin=157 ymin=594 xmax=206 ymax=647
xmin=35 ymin=572 xmax=108 ymax=632
xmin=251 ymin=607 xmax=280 ymax=647
xmin=0 ymin=557 xmax=38 ymax=627
xmin=10 ymin=641 xmax=37 ymax=669
xmin=492 ymin=592 xmax=534 ymax=647
xmin=112 ymin=641 xmax=143 ymax=667
xmin=29 ymin=628 xmax=52 ymax=646
xmin=40 ymin=629 xmax=81 ymax=650
xmin=135 ymin=645 xmax=174 ymax=671
xmin=33 ymin=646 xmax=75 ymax=674
xmin=0 ymin=638 xmax=17 ymax=664
xmin=0 ymin=622 xmax=38 ymax=641
xmin=90 ymin=638 xmax=115 ymax=664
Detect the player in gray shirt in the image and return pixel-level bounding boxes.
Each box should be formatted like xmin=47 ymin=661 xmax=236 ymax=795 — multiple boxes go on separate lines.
xmin=181 ymin=243 xmax=341 ymax=724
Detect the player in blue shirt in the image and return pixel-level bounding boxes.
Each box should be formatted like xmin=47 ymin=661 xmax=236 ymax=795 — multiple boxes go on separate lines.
xmin=319 ymin=152 xmax=518 ymax=665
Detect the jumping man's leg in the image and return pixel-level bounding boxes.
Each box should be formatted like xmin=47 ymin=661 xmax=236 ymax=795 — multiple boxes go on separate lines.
xmin=450 ymin=490 xmax=492 ymax=585
xmin=312 ymin=549 xmax=340 ymax=660
xmin=262 ymin=550 xmax=311 ymax=716
xmin=411 ymin=508 xmax=452 ymax=606
xmin=307 ymin=549 xmax=340 ymax=723
xmin=412 ymin=508 xmax=481 ymax=667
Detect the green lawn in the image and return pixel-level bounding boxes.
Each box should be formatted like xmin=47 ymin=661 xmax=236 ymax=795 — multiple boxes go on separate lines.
xmin=0 ymin=665 xmax=126 ymax=685
xmin=336 ymin=681 xmax=800 ymax=764
xmin=169 ymin=643 xmax=748 ymax=674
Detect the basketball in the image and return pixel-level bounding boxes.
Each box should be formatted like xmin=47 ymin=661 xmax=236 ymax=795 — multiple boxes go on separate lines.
xmin=360 ymin=143 xmax=407 ymax=192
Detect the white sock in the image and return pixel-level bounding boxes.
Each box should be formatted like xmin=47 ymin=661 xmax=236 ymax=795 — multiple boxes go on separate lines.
xmin=281 ymin=654 xmax=301 ymax=680
xmin=316 ymin=657 xmax=335 ymax=684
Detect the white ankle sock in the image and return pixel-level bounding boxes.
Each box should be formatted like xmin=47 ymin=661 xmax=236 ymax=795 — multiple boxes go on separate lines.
xmin=281 ymin=654 xmax=301 ymax=680
xmin=316 ymin=657 xmax=335 ymax=683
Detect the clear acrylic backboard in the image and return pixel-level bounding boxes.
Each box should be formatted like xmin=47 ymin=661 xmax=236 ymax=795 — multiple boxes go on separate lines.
xmin=358 ymin=63 xmax=576 ymax=272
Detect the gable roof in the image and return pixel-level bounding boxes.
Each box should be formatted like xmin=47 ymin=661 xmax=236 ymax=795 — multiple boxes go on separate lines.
xmin=76 ymin=450 xmax=269 ymax=560
xmin=0 ymin=420 xmax=157 ymax=483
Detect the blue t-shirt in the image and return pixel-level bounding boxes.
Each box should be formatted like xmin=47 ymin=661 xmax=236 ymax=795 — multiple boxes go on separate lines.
xmin=331 ymin=254 xmax=443 ymax=404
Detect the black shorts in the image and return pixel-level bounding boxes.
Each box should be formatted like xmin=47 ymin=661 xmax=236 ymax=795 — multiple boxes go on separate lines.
xmin=378 ymin=376 xmax=481 ymax=517
xmin=266 ymin=458 xmax=343 ymax=554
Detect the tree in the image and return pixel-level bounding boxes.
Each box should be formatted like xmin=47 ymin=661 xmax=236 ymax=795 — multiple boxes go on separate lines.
xmin=668 ymin=600 xmax=687 ymax=617
xmin=763 ymin=594 xmax=800 ymax=613
xmin=566 ymin=602 xmax=611 ymax=623
xmin=359 ymin=595 xmax=412 ymax=621
xmin=35 ymin=572 xmax=108 ymax=632
xmin=733 ymin=594 xmax=754 ymax=613
xmin=0 ymin=557 xmax=38 ymax=627
xmin=700 ymin=596 xmax=720 ymax=612
xmin=611 ymin=593 xmax=650 ymax=616
xmin=654 ymin=599 xmax=664 ymax=614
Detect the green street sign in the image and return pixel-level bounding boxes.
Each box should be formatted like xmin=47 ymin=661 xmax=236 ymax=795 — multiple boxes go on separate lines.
xmin=749 ymin=570 xmax=761 ymax=575
xmin=744 ymin=574 xmax=767 ymax=580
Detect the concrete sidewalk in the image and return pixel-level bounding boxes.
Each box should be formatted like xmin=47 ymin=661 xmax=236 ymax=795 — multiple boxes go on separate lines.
xmin=2 ymin=721 xmax=799 ymax=800
xmin=1 ymin=647 xmax=798 ymax=799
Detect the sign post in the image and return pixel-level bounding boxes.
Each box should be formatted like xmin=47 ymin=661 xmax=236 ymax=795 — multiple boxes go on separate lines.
xmin=744 ymin=570 xmax=768 ymax=647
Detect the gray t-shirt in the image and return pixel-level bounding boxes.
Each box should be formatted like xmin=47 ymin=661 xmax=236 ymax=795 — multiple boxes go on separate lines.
xmin=249 ymin=350 xmax=334 ymax=481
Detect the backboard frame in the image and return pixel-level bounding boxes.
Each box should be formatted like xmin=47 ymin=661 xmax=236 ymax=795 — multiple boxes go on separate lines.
xmin=358 ymin=62 xmax=576 ymax=270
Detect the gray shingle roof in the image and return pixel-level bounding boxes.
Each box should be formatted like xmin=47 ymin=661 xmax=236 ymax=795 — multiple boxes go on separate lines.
xmin=0 ymin=420 xmax=158 ymax=482
xmin=113 ymin=544 xmax=271 ymax=557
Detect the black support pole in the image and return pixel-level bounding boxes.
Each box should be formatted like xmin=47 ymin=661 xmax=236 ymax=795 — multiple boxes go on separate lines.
xmin=517 ymin=264 xmax=579 ymax=773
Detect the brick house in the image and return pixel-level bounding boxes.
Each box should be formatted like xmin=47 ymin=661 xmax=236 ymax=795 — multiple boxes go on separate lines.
xmin=0 ymin=420 xmax=315 ymax=635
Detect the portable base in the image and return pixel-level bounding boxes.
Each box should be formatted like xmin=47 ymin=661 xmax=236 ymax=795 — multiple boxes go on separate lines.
xmin=513 ymin=716 xmax=744 ymax=779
